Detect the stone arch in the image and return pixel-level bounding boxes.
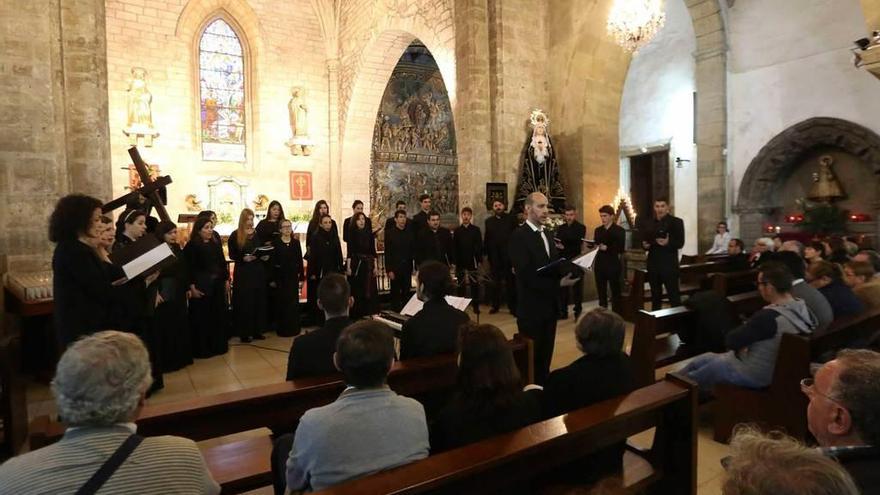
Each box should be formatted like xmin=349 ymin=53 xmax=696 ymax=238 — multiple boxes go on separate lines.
xmin=337 ymin=29 xmax=456 ymax=215
xmin=735 ymin=117 xmax=880 ymax=242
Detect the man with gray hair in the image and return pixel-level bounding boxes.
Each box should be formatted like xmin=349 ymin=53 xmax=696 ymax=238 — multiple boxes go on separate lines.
xmin=803 ymin=349 xmax=880 ymax=494
xmin=0 ymin=331 xmax=219 ymax=494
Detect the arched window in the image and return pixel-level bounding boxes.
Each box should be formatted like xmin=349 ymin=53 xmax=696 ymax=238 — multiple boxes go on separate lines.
xmin=198 ymin=19 xmax=246 ymax=162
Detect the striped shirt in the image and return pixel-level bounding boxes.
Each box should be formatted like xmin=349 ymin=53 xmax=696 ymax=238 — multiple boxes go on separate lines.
xmin=0 ymin=425 xmax=220 ymax=494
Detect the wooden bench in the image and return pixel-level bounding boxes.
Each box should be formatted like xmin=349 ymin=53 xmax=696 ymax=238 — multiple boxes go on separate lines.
xmin=30 ymin=336 xmax=532 ymax=493
xmin=312 ymin=375 xmax=697 ymax=495
xmin=707 ymin=269 xmax=758 ymax=296
xmin=630 ymin=291 xmax=765 ymax=387
xmin=0 ymin=333 xmax=28 ymax=459
xmin=712 ymin=307 xmax=880 ymax=443
xmin=623 ymin=258 xmax=739 ymax=321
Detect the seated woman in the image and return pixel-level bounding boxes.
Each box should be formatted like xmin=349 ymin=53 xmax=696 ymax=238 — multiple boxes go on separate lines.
xmin=844 ymin=260 xmax=880 ymax=310
xmin=430 ymin=323 xmax=540 ymax=452
xmin=807 ymin=260 xmax=863 ymax=319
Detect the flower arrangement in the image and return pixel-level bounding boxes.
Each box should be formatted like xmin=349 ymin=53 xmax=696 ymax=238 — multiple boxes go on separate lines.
xmin=794 ymin=198 xmax=848 ymax=235
xmin=543 ymin=214 xmax=566 ymax=233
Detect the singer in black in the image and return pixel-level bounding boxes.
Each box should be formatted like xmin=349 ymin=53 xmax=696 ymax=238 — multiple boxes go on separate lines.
xmin=184 ymin=216 xmax=229 ymax=358
xmin=272 ymin=219 xmax=304 ymax=337
xmin=484 ymin=199 xmax=517 ymax=315
xmin=306 ymin=214 xmax=344 ymax=323
xmin=411 ymin=194 xmax=432 ymax=232
xmin=346 ymin=212 xmax=378 ymax=318
xmin=153 ymin=221 xmax=193 ymax=372
xmin=509 ymin=192 xmax=581 ymax=384
xmin=556 ymin=206 xmax=586 ymax=320
xmin=228 ymin=208 xmax=269 ymax=343
xmin=342 ymin=199 xmax=373 ymax=247
xmin=415 ymin=211 xmax=453 ymax=267
xmin=453 ymin=207 xmax=483 ymax=314
xmin=384 ymin=200 xmax=408 ymax=232
xmin=384 ymin=210 xmax=415 ymax=310
xmin=256 ymin=200 xmax=285 ymax=245
xmin=637 ymin=199 xmax=685 ymax=310
xmin=593 ymin=205 xmax=626 ymax=311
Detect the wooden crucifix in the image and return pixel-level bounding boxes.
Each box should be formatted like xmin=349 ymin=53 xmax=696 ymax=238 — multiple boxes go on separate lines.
xmin=102 ymin=146 xmax=173 ymax=222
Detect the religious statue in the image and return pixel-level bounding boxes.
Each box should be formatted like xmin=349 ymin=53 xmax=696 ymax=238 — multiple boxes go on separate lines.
xmin=286 ymin=86 xmax=313 ymax=156
xmin=808 ymin=155 xmax=846 ymax=204
xmin=514 ymin=109 xmax=567 ymax=213
xmin=123 ymin=67 xmax=159 ymax=146
xmin=184 ymin=194 xmax=203 ymax=212
xmin=253 ymin=194 xmax=270 ymax=212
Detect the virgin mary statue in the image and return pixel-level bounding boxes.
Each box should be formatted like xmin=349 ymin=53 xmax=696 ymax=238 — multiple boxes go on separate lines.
xmin=514 ymin=109 xmax=567 ymax=212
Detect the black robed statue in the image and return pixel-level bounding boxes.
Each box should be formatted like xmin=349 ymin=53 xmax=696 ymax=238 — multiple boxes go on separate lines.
xmin=514 ymin=109 xmax=567 ymax=213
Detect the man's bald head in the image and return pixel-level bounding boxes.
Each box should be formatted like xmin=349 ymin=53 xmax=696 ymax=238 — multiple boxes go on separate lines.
xmin=524 ymin=192 xmax=549 ymax=224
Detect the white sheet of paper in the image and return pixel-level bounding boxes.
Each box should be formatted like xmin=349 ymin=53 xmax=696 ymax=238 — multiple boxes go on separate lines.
xmin=122 ymin=242 xmax=174 ymax=279
xmin=400 ymin=293 xmax=472 ymax=316
xmin=571 ymin=249 xmax=598 ymax=271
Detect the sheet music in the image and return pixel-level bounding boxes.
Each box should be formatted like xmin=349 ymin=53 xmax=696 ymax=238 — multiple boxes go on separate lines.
xmin=122 ymin=242 xmax=174 ymax=279
xmin=571 ymin=249 xmax=598 ymax=272
xmin=400 ymin=293 xmax=472 ymax=316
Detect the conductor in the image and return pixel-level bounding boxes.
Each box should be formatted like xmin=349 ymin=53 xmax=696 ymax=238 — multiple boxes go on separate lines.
xmin=509 ymin=192 xmax=580 ymax=384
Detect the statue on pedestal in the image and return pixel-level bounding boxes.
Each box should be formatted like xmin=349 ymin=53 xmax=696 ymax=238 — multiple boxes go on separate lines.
xmin=808 ymin=155 xmax=846 ymax=204
xmin=123 ymin=67 xmax=160 ymax=146
xmin=286 ymin=86 xmax=313 ymax=156
xmin=514 ymin=109 xmax=566 ymax=212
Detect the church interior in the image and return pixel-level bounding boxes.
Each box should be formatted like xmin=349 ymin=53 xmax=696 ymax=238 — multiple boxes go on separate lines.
xmin=3 ymin=0 xmax=880 ymax=493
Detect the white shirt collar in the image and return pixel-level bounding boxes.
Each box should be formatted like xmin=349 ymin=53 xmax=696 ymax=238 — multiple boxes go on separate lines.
xmin=793 ymin=278 xmax=805 ymax=285
xmin=525 ymin=219 xmax=543 ymax=232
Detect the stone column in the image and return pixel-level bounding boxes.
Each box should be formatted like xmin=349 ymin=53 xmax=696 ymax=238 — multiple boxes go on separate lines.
xmin=688 ymin=0 xmax=728 ymax=251
xmin=327 ymin=58 xmax=341 ymax=219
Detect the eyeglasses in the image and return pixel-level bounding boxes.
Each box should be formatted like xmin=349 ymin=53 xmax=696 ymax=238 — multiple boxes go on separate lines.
xmin=800 ymin=378 xmax=840 ymax=404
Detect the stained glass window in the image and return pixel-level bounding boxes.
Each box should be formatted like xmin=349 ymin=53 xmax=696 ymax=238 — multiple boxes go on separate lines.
xmin=199 ymin=19 xmax=246 ymax=162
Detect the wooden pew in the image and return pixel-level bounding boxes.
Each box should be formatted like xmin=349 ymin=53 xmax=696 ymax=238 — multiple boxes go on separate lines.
xmin=707 ymin=269 xmax=758 ymax=296
xmin=29 ymin=337 xmax=532 ymax=493
xmin=630 ymin=291 xmax=765 ymax=387
xmin=712 ymin=307 xmax=880 ymax=443
xmin=312 ymin=375 xmax=698 ymax=495
xmin=0 ymin=333 xmax=28 ymax=459
xmin=623 ymin=258 xmax=738 ymax=321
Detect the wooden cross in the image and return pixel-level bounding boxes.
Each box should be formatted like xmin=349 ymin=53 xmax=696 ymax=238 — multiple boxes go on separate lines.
xmin=102 ymin=146 xmax=172 ymax=222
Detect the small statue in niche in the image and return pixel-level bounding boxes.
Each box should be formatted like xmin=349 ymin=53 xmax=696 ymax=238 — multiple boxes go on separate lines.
xmin=514 ymin=109 xmax=567 ymax=213
xmin=184 ymin=194 xmax=203 ymax=212
xmin=808 ymin=155 xmax=846 ymax=204
xmin=286 ymin=86 xmax=313 ymax=156
xmin=123 ymin=67 xmax=159 ymax=146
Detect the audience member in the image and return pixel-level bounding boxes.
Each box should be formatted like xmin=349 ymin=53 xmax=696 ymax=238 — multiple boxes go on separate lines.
xmin=399 ymin=261 xmax=470 ymax=360
xmin=749 ymin=237 xmax=775 ymax=268
xmin=844 ymin=260 xmax=880 ymax=310
xmin=771 ymin=235 xmax=783 ymax=252
xmin=853 ymin=249 xmax=880 ymax=275
xmin=827 ymin=237 xmax=851 ymax=264
xmin=806 ymin=260 xmax=863 ymax=318
xmin=542 ymin=308 xmax=635 ymax=481
xmin=774 ymin=251 xmax=833 ymax=333
xmin=804 ymin=349 xmax=880 ymax=494
xmin=706 ymin=221 xmax=732 ymax=255
xmin=727 ymin=238 xmax=749 ymax=270
xmin=721 ymin=427 xmax=859 ymax=495
xmin=283 ymin=321 xmax=429 ymax=492
xmin=780 ymin=239 xmax=804 ymax=258
xmin=682 ymin=262 xmax=816 ymax=392
xmin=804 ymin=241 xmax=826 ymax=266
xmin=0 ymin=331 xmax=219 ymax=494
xmin=431 ymin=323 xmax=540 ymax=452
xmin=286 ymin=274 xmax=353 ymax=380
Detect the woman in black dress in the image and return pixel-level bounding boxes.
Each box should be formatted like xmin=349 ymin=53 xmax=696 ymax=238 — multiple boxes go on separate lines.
xmin=228 ymin=208 xmax=268 ymax=342
xmin=50 ymin=194 xmax=115 ymax=348
xmin=115 ymin=208 xmax=147 ymax=247
xmin=272 ymin=219 xmax=304 ymax=336
xmin=184 ymin=216 xmax=230 ymax=357
xmin=196 ymin=210 xmax=222 ymax=244
xmin=256 ymin=200 xmax=285 ymax=332
xmin=305 ymin=200 xmax=338 ymax=247
xmin=346 ymin=212 xmax=378 ymax=317
xmin=306 ymin=214 xmax=344 ymax=323
xmin=153 ymin=221 xmax=193 ymax=371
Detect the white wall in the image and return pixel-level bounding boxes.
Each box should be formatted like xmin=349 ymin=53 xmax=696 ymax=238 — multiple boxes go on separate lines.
xmin=728 ymin=0 xmax=880 ymax=216
xmin=618 ymin=0 xmax=698 ymax=253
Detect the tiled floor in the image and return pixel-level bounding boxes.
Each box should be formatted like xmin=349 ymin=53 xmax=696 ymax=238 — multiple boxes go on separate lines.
xmin=24 ymin=302 xmax=728 ymax=494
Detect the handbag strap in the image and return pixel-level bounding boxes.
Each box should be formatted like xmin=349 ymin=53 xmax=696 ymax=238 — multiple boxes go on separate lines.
xmin=75 ymin=434 xmax=144 ymax=495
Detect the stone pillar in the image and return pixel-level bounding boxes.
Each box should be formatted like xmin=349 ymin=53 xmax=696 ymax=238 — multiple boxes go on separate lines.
xmin=687 ymin=0 xmax=728 ymax=251
xmin=327 ymin=58 xmax=341 ymax=219
xmin=454 ymin=0 xmax=493 ymax=222
xmin=59 ymin=0 xmax=112 ymax=199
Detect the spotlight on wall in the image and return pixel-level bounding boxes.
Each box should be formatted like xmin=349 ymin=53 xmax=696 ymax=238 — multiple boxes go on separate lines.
xmin=674 ymin=157 xmax=691 ymax=168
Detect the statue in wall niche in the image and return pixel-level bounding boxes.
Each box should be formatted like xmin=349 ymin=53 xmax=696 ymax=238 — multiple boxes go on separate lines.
xmin=286 ymin=86 xmax=313 ymax=156
xmin=514 ymin=109 xmax=567 ymax=213
xmin=185 ymin=194 xmax=203 ymax=212
xmin=808 ymin=155 xmax=846 ymax=204
xmin=123 ymin=67 xmax=159 ymax=146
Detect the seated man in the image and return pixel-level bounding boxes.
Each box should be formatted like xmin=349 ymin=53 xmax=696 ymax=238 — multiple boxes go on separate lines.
xmin=728 ymin=238 xmax=750 ymax=270
xmin=285 ymin=320 xmax=429 ymax=492
xmin=844 ymin=260 xmax=880 ymax=310
xmin=853 ymin=249 xmax=880 ymax=277
xmin=804 ymin=349 xmax=880 ymax=495
xmin=806 ymin=260 xmax=863 ymax=318
xmin=0 ymin=331 xmax=219 ymax=494
xmin=399 ymin=260 xmax=470 ymax=360
xmin=286 ymin=273 xmax=354 ymax=380
xmin=682 ymin=262 xmax=817 ymax=392
xmin=722 ymin=427 xmax=860 ymax=495
xmin=774 ymin=250 xmax=833 ymax=332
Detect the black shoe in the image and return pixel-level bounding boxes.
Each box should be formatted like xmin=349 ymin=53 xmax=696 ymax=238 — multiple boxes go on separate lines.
xmin=240 ymin=336 xmax=253 ymax=343
xmin=489 ymin=307 xmax=500 ymax=314
xmin=254 ymin=334 xmax=266 ymax=340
